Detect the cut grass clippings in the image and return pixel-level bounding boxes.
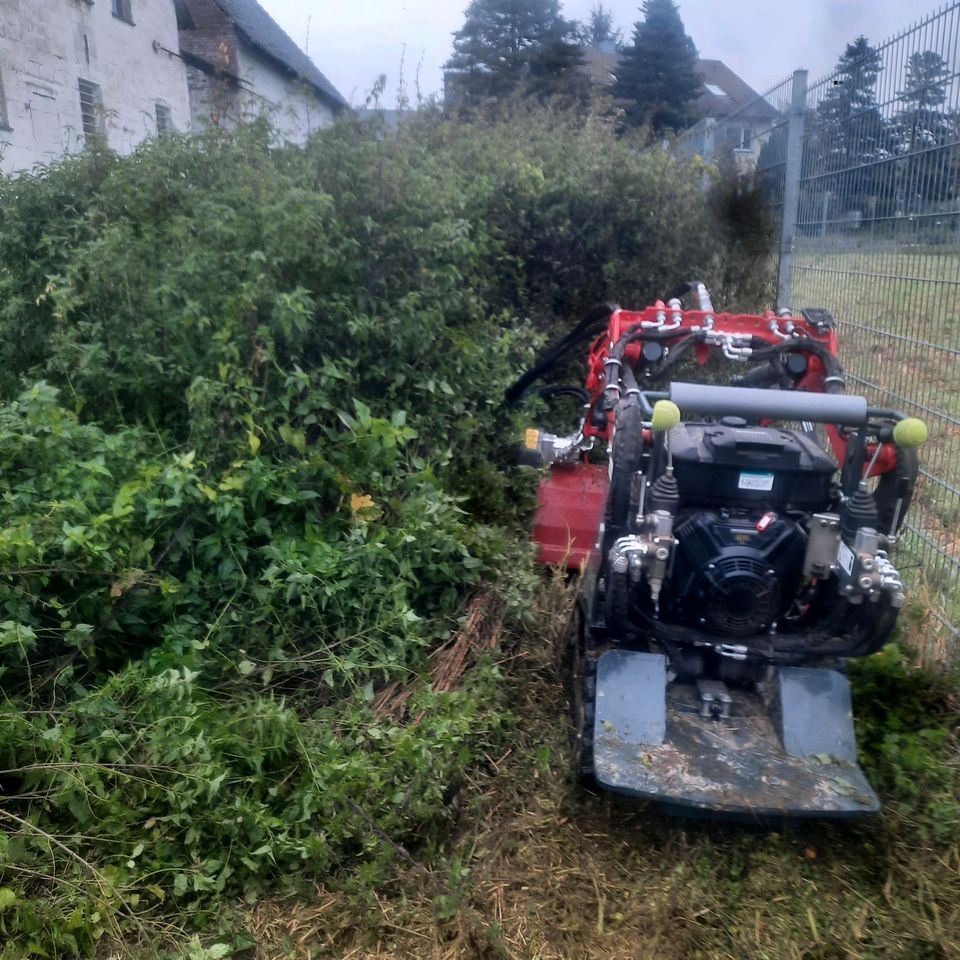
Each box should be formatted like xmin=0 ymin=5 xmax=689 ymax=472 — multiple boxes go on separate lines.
xmin=242 ymin=579 xmax=960 ymax=960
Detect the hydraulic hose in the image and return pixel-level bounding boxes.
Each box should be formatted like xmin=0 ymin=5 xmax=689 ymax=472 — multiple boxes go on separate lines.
xmin=627 ymin=602 xmax=893 ymax=663
xmin=504 ymin=302 xmax=618 ymax=407
xmin=746 ymin=338 xmax=847 ymax=393
xmin=661 ymin=280 xmax=715 ymax=313
xmin=642 ymin=332 xmax=706 ymax=383
xmin=538 ymin=385 xmax=591 ymax=406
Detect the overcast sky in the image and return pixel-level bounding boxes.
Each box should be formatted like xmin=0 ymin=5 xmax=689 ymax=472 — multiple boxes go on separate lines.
xmin=258 ymin=0 xmax=933 ymax=107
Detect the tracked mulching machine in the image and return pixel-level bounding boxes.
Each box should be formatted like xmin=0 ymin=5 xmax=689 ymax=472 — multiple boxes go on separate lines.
xmin=509 ymin=283 xmax=928 ymax=818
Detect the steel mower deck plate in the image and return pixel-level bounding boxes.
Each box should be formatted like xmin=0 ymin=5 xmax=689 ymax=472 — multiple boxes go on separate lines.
xmin=592 ymin=650 xmax=879 ymax=818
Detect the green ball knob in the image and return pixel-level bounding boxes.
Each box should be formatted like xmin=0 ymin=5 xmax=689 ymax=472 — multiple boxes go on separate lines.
xmin=893 ymin=417 xmax=928 ymax=449
xmin=652 ymin=400 xmax=682 ymax=432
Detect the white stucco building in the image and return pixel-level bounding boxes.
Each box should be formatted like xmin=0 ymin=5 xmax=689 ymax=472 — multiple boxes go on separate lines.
xmin=0 ymin=0 xmax=347 ymax=174
xmin=0 ymin=0 xmax=191 ymax=173
xmin=176 ymin=0 xmax=348 ymax=142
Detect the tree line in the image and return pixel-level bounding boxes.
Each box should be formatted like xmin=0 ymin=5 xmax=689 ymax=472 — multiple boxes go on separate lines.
xmin=760 ymin=35 xmax=958 ymax=225
xmin=444 ymin=0 xmax=703 ymax=134
xmin=443 ymin=1 xmax=959 ymax=221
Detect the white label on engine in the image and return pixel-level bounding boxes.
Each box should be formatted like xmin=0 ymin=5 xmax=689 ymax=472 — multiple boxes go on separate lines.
xmin=838 ymin=541 xmax=855 ymax=576
xmin=738 ymin=471 xmax=775 ymax=492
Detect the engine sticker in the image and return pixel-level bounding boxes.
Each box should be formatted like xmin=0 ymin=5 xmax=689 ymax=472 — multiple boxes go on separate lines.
xmin=738 ymin=471 xmax=775 ymax=492
xmin=838 ymin=541 xmax=855 ymax=576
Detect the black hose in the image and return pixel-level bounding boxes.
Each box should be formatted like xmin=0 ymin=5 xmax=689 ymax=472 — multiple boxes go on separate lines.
xmin=504 ymin=303 xmax=617 ymax=407
xmin=610 ymin=325 xmax=698 ymax=359
xmin=538 ymin=385 xmax=590 ymax=406
xmin=623 ymin=593 xmax=895 ymax=662
xmin=620 ymin=362 xmax=640 ymax=396
xmin=642 ymin=332 xmax=706 ymax=383
xmin=746 ymin=338 xmax=846 ymax=393
xmin=731 ymin=355 xmax=793 ymax=390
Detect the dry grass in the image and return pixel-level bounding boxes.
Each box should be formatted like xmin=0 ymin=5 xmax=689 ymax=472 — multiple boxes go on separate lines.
xmin=372 ymin=589 xmax=506 ymax=721
xmin=239 ymin=576 xmax=960 ymax=960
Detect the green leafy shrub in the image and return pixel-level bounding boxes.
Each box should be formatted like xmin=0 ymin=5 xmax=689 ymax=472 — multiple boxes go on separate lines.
xmin=0 ymin=106 xmax=778 ymax=953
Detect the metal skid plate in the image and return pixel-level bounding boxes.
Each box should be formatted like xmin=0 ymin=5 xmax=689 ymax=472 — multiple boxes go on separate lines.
xmin=592 ymin=651 xmax=879 ymax=818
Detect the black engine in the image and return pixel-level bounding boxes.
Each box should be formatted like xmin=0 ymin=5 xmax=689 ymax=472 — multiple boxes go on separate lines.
xmin=604 ymin=408 xmax=911 ymax=665
xmin=668 ymin=509 xmax=807 ymax=638
xmin=650 ymin=419 xmax=833 ymax=637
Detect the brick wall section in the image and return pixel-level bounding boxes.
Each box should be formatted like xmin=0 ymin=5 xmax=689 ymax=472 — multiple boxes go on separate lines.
xmin=177 ymin=0 xmax=242 ymax=131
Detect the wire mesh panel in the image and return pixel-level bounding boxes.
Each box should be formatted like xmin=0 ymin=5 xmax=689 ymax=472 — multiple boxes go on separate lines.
xmin=786 ymin=2 xmax=960 ymax=656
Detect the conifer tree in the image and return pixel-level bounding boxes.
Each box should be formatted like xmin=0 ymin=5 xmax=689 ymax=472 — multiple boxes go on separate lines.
xmin=613 ymin=0 xmax=701 ymax=133
xmin=893 ymin=51 xmax=956 ymax=207
xmin=579 ymin=4 xmax=622 ymax=47
xmin=813 ymin=37 xmax=890 ymax=213
xmin=445 ymin=0 xmax=586 ymax=107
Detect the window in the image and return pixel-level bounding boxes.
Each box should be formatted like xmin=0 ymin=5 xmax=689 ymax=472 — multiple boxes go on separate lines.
xmin=156 ymin=102 xmax=172 ymax=136
xmin=174 ymin=0 xmax=196 ymax=30
xmin=0 ymin=66 xmax=10 ymax=132
xmin=111 ymin=0 xmax=134 ymax=24
xmin=78 ymin=78 xmax=104 ymax=137
xmin=704 ymin=83 xmax=728 ymax=97
xmin=724 ymin=125 xmax=753 ymax=151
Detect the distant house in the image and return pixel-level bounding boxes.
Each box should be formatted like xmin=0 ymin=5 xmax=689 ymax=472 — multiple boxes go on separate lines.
xmin=693 ymin=59 xmax=781 ymax=167
xmin=582 ymin=40 xmax=620 ymax=89
xmin=580 ymin=48 xmax=779 ymax=167
xmin=0 ymin=0 xmax=191 ymax=174
xmin=176 ymin=0 xmax=348 ymax=142
xmin=0 ymin=0 xmax=347 ymax=175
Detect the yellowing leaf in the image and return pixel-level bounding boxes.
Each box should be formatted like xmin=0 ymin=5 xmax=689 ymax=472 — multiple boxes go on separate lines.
xmin=248 ymin=432 xmax=261 ymax=456
xmin=197 ymin=483 xmax=219 ymax=502
xmin=350 ymin=493 xmax=375 ymax=514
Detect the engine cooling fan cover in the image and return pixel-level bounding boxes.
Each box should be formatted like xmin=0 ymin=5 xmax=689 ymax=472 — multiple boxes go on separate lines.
xmin=669 ymin=510 xmax=807 ymax=639
xmin=700 ymin=553 xmax=782 ymax=637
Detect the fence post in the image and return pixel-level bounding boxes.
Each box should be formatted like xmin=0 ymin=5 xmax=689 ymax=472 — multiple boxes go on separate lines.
xmin=777 ymin=69 xmax=807 ymax=310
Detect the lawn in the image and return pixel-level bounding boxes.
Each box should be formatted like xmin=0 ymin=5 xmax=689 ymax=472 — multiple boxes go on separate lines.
xmin=792 ymin=246 xmax=960 ymax=656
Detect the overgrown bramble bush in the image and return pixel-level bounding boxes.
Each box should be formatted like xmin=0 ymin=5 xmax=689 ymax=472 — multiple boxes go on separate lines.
xmin=0 ymin=107 xmax=776 ymax=954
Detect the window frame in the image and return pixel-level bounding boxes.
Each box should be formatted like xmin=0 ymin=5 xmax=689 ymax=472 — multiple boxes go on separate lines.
xmin=111 ymin=0 xmax=135 ymax=26
xmin=155 ymin=102 xmax=172 ymax=137
xmin=78 ymin=77 xmax=105 ymax=138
